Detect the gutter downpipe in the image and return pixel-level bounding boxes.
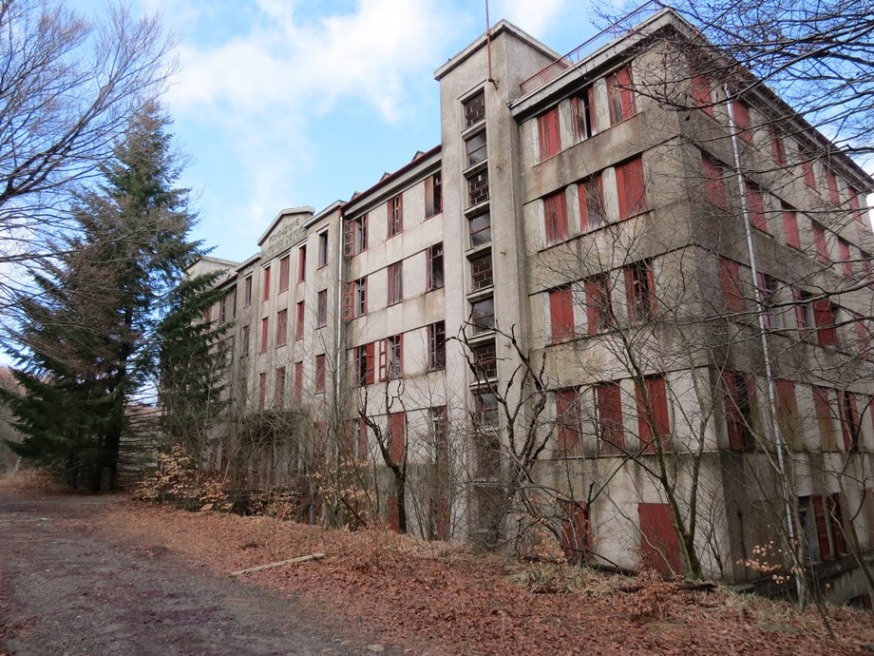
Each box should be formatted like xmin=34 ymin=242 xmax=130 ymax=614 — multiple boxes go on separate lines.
xmin=725 ymin=86 xmax=802 ymax=602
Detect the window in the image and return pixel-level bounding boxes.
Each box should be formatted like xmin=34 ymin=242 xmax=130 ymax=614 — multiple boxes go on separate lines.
xmin=219 ymin=292 xmax=233 ymax=323
xmin=579 ymin=173 xmax=605 ymax=233
xmin=854 ymin=312 xmax=870 ymax=356
xmin=537 ymin=107 xmax=560 ymax=160
xmin=315 ymin=354 xmax=326 ymax=394
xmin=549 ymin=286 xmax=575 ymax=343
xmin=793 ymin=288 xmax=815 ymax=338
xmin=387 ymin=194 xmax=403 ymax=237
xmin=555 ymin=388 xmax=582 ymax=456
xmin=463 ymin=90 xmax=485 ymax=127
xmin=317 ymin=289 xmax=328 ymax=328
xmin=428 ymin=321 xmax=446 ymax=370
xmin=243 ymin=276 xmax=253 ymax=307
xmin=782 ymin=204 xmax=801 ymax=249
xmin=464 ymin=213 xmax=491 ymax=250
xmin=824 ymin=169 xmax=841 ymax=205
xmin=467 ymin=169 xmax=489 ymax=207
xmin=274 ymin=367 xmax=286 ymax=407
xmin=388 ymin=412 xmax=406 ymax=463
xmin=838 ymin=238 xmax=853 ymax=277
xmin=474 ymin=390 xmax=498 ymax=428
xmin=317 ymin=230 xmax=329 ymax=268
xmin=470 ymin=251 xmax=493 ymax=291
xmin=294 ymin=361 xmax=303 ymax=401
xmin=470 ymin=297 xmax=495 ymax=334
xmin=262 ymin=266 xmax=271 ymax=301
xmin=756 ymin=272 xmax=781 ymax=329
xmin=702 ymin=154 xmax=727 ymax=208
xmin=278 ymin=255 xmax=290 ymax=292
xmin=733 ymin=99 xmax=753 ymax=144
xmin=616 ymin=156 xmax=646 ymax=219
xmin=379 ymin=334 xmax=403 ymax=380
xmin=690 ymin=73 xmax=712 ymax=116
xmin=543 ymin=190 xmax=568 ymax=246
xmin=344 ymin=215 xmax=368 ymax=256
xmin=585 ymin=274 xmax=614 ymax=334
xmin=606 ymin=65 xmax=636 ymax=125
xmin=295 ymin=301 xmax=305 ymax=339
xmin=814 ymin=298 xmax=838 ymax=347
xmin=258 ymin=372 xmax=267 ymax=410
xmin=354 ymin=343 xmax=375 ymax=386
xmin=636 ymin=375 xmax=670 ymax=453
xmin=799 ymin=494 xmax=847 ymax=561
xmin=425 ymin=172 xmax=442 ymax=217
xmin=571 ymin=88 xmax=595 ymax=141
xmin=813 ymin=386 xmax=838 ymax=450
xmin=387 ymin=261 xmax=403 ymax=305
xmin=801 ymin=156 xmax=816 ymax=188
xmin=595 ymin=382 xmax=624 ymax=454
xmin=744 ymin=181 xmax=767 ymax=233
xmin=260 ymin=317 xmax=269 ymax=353
xmin=722 ymin=370 xmax=757 ymax=451
xmin=775 ymin=379 xmax=802 ymax=450
xmin=625 ymin=260 xmax=656 ymax=323
xmin=720 ymin=258 xmax=746 ymax=314
xmin=427 ymin=243 xmax=444 ymax=291
xmin=769 ymin=126 xmax=786 ymax=166
xmin=465 ymin=131 xmax=487 ymax=167
xmin=241 ymin=324 xmax=250 ymax=357
xmin=276 ymin=309 xmax=288 ymax=346
xmin=343 ymin=277 xmax=368 ymax=319
xmin=471 ymin=340 xmax=497 ymax=381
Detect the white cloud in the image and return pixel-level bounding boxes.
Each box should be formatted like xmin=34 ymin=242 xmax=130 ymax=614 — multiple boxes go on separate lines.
xmin=493 ymin=0 xmax=568 ymax=38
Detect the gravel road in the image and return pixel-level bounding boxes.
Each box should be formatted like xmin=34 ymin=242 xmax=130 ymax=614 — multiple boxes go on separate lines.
xmin=0 ymin=495 xmax=385 ymax=656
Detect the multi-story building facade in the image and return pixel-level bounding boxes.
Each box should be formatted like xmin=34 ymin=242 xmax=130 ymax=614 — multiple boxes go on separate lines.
xmin=197 ymin=5 xmax=874 ymax=602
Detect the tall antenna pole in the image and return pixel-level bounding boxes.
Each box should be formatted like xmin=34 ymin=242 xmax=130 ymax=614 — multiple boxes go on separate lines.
xmin=486 ymin=0 xmax=494 ymax=82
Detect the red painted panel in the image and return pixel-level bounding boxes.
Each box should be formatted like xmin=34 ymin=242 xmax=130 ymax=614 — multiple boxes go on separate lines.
xmin=638 ymin=503 xmax=681 ymax=576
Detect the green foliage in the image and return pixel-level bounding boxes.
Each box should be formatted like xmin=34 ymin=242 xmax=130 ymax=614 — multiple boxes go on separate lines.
xmin=5 ymin=101 xmax=201 ymax=491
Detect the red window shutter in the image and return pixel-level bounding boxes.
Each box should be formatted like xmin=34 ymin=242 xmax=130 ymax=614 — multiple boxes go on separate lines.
xmin=829 ymin=494 xmax=847 ymax=555
xmin=638 ymin=503 xmax=681 ymax=576
xmin=556 ymin=389 xmax=582 ymax=456
xmin=260 ymin=317 xmax=269 ymax=352
xmin=812 ymin=496 xmax=832 ymax=560
xmin=769 ymin=127 xmax=786 ymax=166
xmin=849 ymin=190 xmax=863 ymax=222
xmin=690 ymin=74 xmax=712 ymax=115
xmin=775 ymin=379 xmax=798 ymax=447
xmin=585 ymin=280 xmax=599 ymax=335
xmin=537 ymin=108 xmax=560 ymax=160
xmin=579 ymin=174 xmax=605 ymax=233
xmin=617 ymin=65 xmax=636 ymax=121
xmin=825 ymin=170 xmax=840 ymax=205
xmin=549 ymin=287 xmax=574 ymax=343
xmin=262 ymin=267 xmax=271 ymax=301
xmin=813 ymin=386 xmax=837 ymax=450
xmin=617 ymin=157 xmax=646 ymax=219
xmin=389 ymin=412 xmax=406 ymax=463
xmin=734 ymin=100 xmax=753 ymax=143
xmin=838 ymin=239 xmax=853 ymax=276
xmin=543 ymin=191 xmax=568 ymax=245
xmin=560 ymin=501 xmax=590 ymax=562
xmin=813 ymin=299 xmax=837 ymax=346
xmin=802 ymin=160 xmax=816 ymax=188
xmin=636 ymin=376 xmax=670 ymax=453
xmin=745 ymin=181 xmax=767 ymax=232
xmin=587 ymin=86 xmax=598 ymax=134
xmin=344 ymin=221 xmax=354 ymax=256
xmin=839 ymin=391 xmax=860 ymax=451
xmin=782 ymin=206 xmax=800 ymax=249
xmin=294 ymin=361 xmax=303 ymax=401
xmin=720 ymin=258 xmax=745 ymax=314
xmin=702 ymin=155 xmax=727 ymax=208
xmin=597 ymin=383 xmax=624 ymax=453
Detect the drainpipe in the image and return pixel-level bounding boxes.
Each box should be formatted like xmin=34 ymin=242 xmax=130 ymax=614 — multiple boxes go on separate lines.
xmin=725 ymin=86 xmax=801 ymax=599
xmin=334 ymin=208 xmax=345 ymax=416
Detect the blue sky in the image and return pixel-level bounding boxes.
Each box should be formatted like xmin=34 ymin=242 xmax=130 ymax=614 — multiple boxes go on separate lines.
xmin=73 ymin=0 xmax=616 ymax=262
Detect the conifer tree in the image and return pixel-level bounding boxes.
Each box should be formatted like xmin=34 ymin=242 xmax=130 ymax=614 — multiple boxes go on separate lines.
xmin=4 ymin=100 xmax=204 ymax=490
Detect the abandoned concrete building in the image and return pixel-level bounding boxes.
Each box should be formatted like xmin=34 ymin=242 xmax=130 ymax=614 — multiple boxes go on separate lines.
xmin=196 ymin=4 xmax=874 ymax=603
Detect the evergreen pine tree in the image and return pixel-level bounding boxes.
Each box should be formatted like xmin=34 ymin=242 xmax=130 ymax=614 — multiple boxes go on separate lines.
xmin=4 ymin=100 xmax=206 ymax=490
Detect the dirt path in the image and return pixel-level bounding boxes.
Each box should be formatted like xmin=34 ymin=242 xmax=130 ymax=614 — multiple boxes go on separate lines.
xmin=0 ymin=495 xmax=386 ymax=656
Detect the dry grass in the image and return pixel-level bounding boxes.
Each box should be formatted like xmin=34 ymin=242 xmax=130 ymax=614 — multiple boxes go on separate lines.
xmin=0 ymin=469 xmax=66 ymax=495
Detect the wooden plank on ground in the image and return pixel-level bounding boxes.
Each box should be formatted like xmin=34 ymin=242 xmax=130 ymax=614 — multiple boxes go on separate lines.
xmin=229 ymin=553 xmax=325 ymax=577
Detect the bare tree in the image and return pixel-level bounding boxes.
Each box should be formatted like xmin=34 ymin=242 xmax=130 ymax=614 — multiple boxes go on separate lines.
xmin=0 ymin=0 xmax=174 ymax=310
